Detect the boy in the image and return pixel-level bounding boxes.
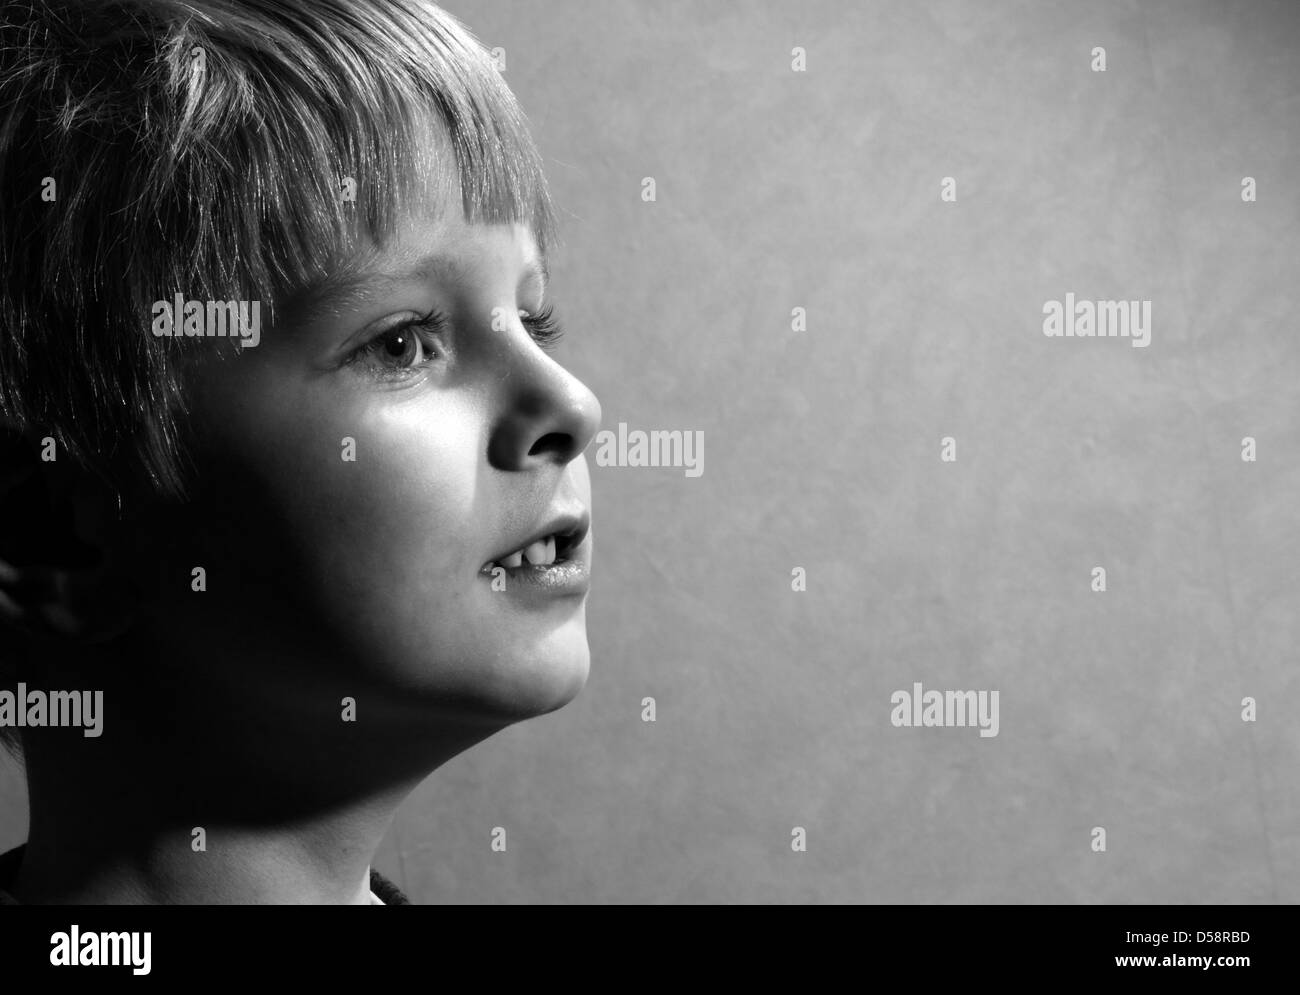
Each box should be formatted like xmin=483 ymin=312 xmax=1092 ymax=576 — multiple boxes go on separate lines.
xmin=0 ymin=0 xmax=601 ymax=903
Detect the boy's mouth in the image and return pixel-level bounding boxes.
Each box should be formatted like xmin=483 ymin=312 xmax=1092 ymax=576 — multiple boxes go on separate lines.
xmin=480 ymin=512 xmax=589 ymax=575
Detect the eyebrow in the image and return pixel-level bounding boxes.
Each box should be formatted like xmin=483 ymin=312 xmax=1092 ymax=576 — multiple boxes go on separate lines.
xmin=288 ymin=250 xmax=549 ymax=327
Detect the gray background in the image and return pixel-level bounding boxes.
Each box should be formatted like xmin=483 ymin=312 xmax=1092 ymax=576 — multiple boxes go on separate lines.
xmin=3 ymin=0 xmax=1298 ymax=903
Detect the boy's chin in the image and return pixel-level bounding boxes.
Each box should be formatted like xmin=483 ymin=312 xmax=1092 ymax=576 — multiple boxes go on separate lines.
xmin=502 ymin=646 xmax=591 ymax=720
xmin=442 ymin=623 xmax=592 ymax=725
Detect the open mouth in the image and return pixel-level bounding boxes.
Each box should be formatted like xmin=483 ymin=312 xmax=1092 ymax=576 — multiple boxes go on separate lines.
xmin=480 ymin=516 xmax=588 ymax=574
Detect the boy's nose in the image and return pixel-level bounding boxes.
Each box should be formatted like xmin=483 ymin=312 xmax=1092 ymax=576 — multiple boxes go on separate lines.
xmin=487 ymin=341 xmax=602 ymax=472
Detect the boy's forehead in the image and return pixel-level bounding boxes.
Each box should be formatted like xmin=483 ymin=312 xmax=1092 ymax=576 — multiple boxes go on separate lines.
xmin=291 ymin=216 xmax=546 ymax=325
xmin=384 ymin=213 xmax=543 ymax=276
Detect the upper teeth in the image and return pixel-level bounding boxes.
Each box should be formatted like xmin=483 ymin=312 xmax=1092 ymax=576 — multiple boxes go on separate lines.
xmin=495 ymin=535 xmax=557 ymax=569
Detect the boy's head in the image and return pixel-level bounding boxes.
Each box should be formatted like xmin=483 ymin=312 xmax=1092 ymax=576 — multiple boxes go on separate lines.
xmin=0 ymin=0 xmax=601 ymax=765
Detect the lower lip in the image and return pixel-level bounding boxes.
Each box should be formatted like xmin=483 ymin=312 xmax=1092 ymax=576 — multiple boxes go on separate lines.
xmin=479 ymin=549 xmax=590 ymax=601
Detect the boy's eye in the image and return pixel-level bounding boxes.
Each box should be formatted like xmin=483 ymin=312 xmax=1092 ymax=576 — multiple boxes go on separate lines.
xmin=345 ymin=309 xmax=448 ymax=378
xmin=375 ymin=327 xmax=424 ymax=366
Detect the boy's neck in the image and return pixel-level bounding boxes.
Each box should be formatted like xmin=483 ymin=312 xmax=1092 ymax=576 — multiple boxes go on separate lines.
xmin=12 ymin=645 xmax=504 ymax=904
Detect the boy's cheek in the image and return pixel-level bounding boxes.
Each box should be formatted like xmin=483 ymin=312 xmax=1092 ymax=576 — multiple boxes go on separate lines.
xmin=184 ymin=357 xmax=483 ymax=586
xmin=190 ymin=354 xmax=464 ymax=491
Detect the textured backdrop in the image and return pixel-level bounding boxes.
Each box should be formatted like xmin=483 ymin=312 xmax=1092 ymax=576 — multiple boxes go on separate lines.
xmin=2 ymin=0 xmax=1298 ymax=903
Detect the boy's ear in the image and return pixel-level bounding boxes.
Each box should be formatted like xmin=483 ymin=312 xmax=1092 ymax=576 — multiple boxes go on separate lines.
xmin=0 ymin=427 xmax=142 ymax=642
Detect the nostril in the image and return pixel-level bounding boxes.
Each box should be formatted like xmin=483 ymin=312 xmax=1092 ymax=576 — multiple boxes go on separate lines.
xmin=527 ymin=431 xmax=574 ymax=459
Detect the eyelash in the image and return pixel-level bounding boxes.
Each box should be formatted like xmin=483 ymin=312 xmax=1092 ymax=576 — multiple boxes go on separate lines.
xmin=520 ymin=302 xmax=564 ymax=349
xmin=345 ymin=303 xmax=565 ymax=380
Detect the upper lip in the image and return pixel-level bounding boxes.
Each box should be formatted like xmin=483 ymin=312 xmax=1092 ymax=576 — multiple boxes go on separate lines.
xmin=484 ymin=508 xmax=590 ymax=569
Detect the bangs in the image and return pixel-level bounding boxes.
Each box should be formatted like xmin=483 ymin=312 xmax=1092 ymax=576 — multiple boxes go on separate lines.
xmin=137 ymin=0 xmax=560 ymax=311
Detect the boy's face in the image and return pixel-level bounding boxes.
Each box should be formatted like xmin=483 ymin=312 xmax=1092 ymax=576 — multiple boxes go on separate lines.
xmin=160 ymin=210 xmax=602 ymax=733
